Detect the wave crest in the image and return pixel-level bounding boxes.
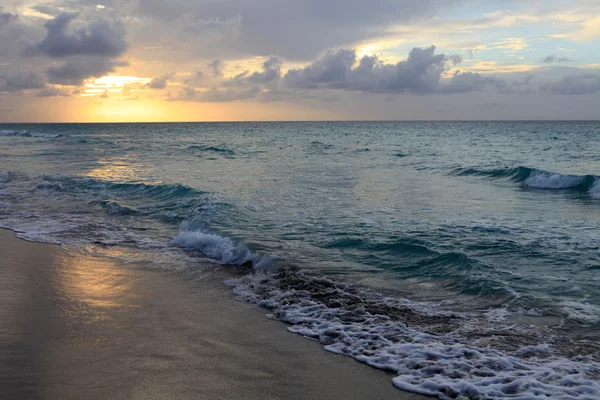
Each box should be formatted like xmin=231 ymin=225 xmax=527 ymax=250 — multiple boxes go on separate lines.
xmin=453 ymin=166 xmax=599 ymax=196
xmin=170 ymin=223 xmax=273 ymax=268
xmin=187 ymin=145 xmax=235 ymax=156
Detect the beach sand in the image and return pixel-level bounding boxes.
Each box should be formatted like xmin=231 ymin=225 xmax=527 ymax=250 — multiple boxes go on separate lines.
xmin=0 ymin=229 xmax=427 ymax=400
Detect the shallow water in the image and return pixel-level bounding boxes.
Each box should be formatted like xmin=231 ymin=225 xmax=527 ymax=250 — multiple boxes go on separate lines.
xmin=1 ymin=121 xmax=599 ymax=398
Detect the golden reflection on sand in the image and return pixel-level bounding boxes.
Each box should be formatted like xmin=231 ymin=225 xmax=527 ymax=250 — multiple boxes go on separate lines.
xmin=54 ymin=251 xmax=141 ymax=315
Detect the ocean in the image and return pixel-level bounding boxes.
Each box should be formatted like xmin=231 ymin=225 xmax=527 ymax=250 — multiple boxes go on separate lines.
xmin=1 ymin=121 xmax=599 ymax=399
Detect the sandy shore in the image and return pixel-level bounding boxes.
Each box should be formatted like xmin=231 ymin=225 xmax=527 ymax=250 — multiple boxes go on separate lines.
xmin=0 ymin=229 xmax=427 ymax=399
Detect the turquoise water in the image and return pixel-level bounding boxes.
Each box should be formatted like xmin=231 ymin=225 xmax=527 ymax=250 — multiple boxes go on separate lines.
xmin=1 ymin=122 xmax=599 ymax=398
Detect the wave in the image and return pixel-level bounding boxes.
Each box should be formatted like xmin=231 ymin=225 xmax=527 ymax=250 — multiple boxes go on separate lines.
xmin=0 ymin=130 xmax=61 ymax=139
xmin=94 ymin=200 xmax=139 ymax=216
xmin=227 ymin=268 xmax=600 ymax=399
xmin=32 ymin=174 xmax=221 ymax=226
xmin=170 ymin=222 xmax=273 ymax=268
xmin=187 ymin=145 xmax=235 ymax=156
xmin=322 ymin=237 xmax=517 ymax=298
xmin=452 ymin=166 xmax=600 ymax=197
xmin=168 ymin=226 xmax=600 ymax=398
xmin=0 ymin=171 xmax=10 ymax=183
xmin=38 ymin=174 xmax=204 ymax=200
xmin=3 ymin=168 xmax=600 ymax=398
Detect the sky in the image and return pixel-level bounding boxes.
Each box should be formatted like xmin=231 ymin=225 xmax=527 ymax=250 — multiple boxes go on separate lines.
xmin=0 ymin=0 xmax=599 ymax=122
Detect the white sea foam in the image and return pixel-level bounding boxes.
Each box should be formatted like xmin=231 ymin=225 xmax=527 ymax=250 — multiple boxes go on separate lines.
xmin=560 ymin=300 xmax=600 ymax=324
xmin=525 ymin=171 xmax=584 ymax=189
xmin=484 ymin=307 xmax=511 ymax=322
xmin=228 ymin=271 xmax=600 ymax=400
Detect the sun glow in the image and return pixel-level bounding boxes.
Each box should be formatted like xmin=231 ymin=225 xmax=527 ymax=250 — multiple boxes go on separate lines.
xmin=82 ymin=76 xmax=151 ymax=96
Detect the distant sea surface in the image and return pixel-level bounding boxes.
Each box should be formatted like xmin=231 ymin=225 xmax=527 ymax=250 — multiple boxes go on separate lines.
xmin=1 ymin=122 xmax=599 ymax=398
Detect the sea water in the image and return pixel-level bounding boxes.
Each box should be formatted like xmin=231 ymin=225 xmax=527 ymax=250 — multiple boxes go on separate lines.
xmin=1 ymin=121 xmax=599 ymax=399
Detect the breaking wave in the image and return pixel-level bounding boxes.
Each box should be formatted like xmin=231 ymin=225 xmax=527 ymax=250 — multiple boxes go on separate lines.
xmin=452 ymin=166 xmax=600 ymax=197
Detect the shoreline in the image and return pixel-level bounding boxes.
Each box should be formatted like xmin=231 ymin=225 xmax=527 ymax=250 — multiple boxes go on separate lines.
xmin=0 ymin=228 xmax=427 ymax=399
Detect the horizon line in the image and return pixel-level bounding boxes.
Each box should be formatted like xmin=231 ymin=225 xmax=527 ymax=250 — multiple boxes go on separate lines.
xmin=1 ymin=119 xmax=600 ymax=124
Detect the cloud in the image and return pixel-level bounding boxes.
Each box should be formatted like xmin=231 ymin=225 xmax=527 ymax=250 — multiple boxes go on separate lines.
xmin=23 ymin=12 xmax=127 ymax=58
xmin=169 ymin=85 xmax=261 ymax=102
xmin=512 ymin=74 xmax=535 ymax=86
xmin=224 ymin=55 xmax=283 ymax=86
xmin=183 ymin=71 xmax=204 ymax=84
xmin=283 ymin=46 xmax=494 ymax=94
xmin=0 ymin=71 xmax=46 ymax=92
xmin=35 ymin=86 xmax=70 ymax=97
xmin=147 ymin=72 xmax=175 ymax=89
xmin=443 ymin=72 xmax=497 ymax=93
xmin=175 ymin=14 xmax=242 ymax=41
xmin=248 ymin=56 xmax=283 ymax=84
xmin=0 ymin=12 xmax=18 ymax=29
xmin=567 ymin=14 xmax=600 ymax=41
xmin=542 ymin=55 xmax=574 ymax=63
xmin=134 ymin=0 xmax=464 ymax=60
xmin=31 ymin=5 xmax=63 ymax=17
xmin=284 ymin=49 xmax=358 ymax=89
xmin=540 ymin=74 xmax=600 ymax=95
xmin=46 ymin=58 xmax=129 ymax=85
xmin=492 ymin=37 xmax=528 ymax=51
xmin=207 ymin=60 xmax=224 ymax=77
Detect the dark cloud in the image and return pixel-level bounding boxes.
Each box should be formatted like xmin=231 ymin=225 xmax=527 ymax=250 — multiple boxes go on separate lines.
xmin=23 ymin=12 xmax=127 ymax=58
xmin=465 ymin=48 xmax=479 ymax=59
xmin=224 ymin=56 xmax=283 ymax=86
xmin=0 ymin=71 xmax=46 ymax=92
xmin=283 ymin=46 xmax=492 ymax=94
xmin=147 ymin=72 xmax=175 ymax=89
xmin=0 ymin=12 xmax=18 ymax=28
xmin=35 ymin=86 xmax=70 ymax=97
xmin=443 ymin=72 xmax=497 ymax=93
xmin=46 ymin=58 xmax=128 ymax=85
xmin=207 ymin=59 xmax=223 ymax=77
xmin=542 ymin=55 xmax=574 ymax=63
xmin=135 ymin=0 xmax=461 ymax=60
xmin=540 ymin=74 xmax=600 ymax=95
xmin=284 ymin=49 xmax=361 ymax=89
xmin=0 ymin=12 xmax=45 ymax=63
xmin=248 ymin=55 xmax=282 ymax=84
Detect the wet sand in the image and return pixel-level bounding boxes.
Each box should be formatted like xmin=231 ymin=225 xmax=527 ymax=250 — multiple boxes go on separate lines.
xmin=0 ymin=229 xmax=427 ymax=399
